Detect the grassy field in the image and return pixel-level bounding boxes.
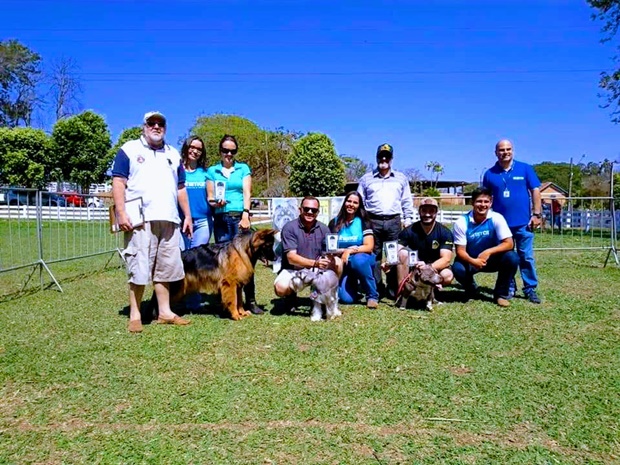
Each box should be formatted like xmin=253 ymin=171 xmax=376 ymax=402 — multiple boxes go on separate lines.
xmin=0 ymin=243 xmax=619 ymax=464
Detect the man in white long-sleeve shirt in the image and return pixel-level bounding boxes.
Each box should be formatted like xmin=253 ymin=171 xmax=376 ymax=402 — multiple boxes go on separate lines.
xmin=357 ymin=143 xmax=414 ymax=299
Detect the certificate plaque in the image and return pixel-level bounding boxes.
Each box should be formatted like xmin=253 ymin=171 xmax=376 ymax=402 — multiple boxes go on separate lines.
xmin=214 ymin=181 xmax=226 ymax=201
xmin=384 ymin=241 xmax=399 ymax=265
xmin=326 ymin=234 xmax=339 ymax=253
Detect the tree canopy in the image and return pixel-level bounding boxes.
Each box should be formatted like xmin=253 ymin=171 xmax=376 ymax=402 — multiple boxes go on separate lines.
xmin=51 ymin=110 xmax=111 ymax=190
xmin=0 ymin=39 xmax=42 ymax=127
xmin=289 ymin=133 xmax=345 ymax=197
xmin=190 ymin=114 xmax=298 ymax=196
xmin=0 ymin=127 xmax=50 ymax=188
xmin=588 ymin=0 xmax=620 ymax=122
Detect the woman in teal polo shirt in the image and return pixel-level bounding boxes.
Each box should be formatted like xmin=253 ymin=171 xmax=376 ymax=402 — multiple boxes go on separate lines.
xmin=328 ymin=191 xmax=379 ymax=308
xmin=206 ymin=134 xmax=262 ymax=314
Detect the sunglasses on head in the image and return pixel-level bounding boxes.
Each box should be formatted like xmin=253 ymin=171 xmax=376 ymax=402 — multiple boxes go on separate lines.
xmin=220 ymin=148 xmax=238 ymax=155
xmin=146 ymin=120 xmax=165 ymax=128
xmin=302 ymin=206 xmax=319 ymax=214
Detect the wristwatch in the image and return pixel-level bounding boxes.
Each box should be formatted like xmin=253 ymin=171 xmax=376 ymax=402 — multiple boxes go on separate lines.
xmin=532 ymin=213 xmax=542 ymax=218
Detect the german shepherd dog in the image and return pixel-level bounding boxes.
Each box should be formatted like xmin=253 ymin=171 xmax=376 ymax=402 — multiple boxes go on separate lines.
xmin=154 ymin=229 xmax=277 ymax=320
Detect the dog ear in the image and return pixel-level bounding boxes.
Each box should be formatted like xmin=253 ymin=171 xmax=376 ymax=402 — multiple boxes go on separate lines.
xmin=252 ymin=228 xmax=276 ymax=246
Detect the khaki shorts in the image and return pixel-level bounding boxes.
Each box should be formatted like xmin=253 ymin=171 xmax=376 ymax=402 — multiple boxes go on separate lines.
xmin=122 ymin=221 xmax=184 ymax=285
xmin=274 ymin=269 xmax=295 ymax=290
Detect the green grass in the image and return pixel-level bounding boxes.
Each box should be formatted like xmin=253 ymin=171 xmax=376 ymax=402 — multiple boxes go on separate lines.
xmin=0 ymin=246 xmax=619 ymax=463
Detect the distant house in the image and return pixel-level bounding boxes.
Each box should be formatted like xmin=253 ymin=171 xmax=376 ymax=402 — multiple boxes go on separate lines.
xmin=540 ymin=182 xmax=568 ymax=203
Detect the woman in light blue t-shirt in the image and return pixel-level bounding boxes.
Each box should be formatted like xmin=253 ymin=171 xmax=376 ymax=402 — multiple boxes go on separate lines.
xmin=328 ymin=191 xmax=379 ymax=308
xmin=180 ymin=135 xmax=213 ymax=249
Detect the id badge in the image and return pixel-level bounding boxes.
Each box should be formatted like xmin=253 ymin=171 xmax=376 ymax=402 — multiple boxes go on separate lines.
xmin=503 ymin=189 xmax=510 ymax=198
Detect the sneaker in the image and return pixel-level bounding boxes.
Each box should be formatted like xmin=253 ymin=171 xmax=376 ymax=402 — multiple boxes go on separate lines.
xmin=246 ymin=302 xmax=265 ymax=315
xmin=496 ymin=297 xmax=510 ymax=307
xmin=525 ymin=291 xmax=541 ymax=304
xmin=367 ymin=299 xmax=379 ymax=309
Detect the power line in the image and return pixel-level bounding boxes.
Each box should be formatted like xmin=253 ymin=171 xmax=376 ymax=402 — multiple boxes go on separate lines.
xmin=73 ymin=69 xmax=603 ymax=78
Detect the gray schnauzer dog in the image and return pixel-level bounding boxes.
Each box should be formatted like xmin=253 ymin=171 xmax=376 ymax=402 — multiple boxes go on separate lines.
xmin=395 ymin=264 xmax=443 ymax=311
xmin=290 ymin=268 xmax=341 ymax=322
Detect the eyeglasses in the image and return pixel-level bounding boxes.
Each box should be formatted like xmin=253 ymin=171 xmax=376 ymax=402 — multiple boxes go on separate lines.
xmin=302 ymin=206 xmax=319 ymax=214
xmin=220 ymin=148 xmax=238 ymax=155
xmin=188 ymin=146 xmax=203 ymax=153
xmin=146 ymin=120 xmax=165 ymax=128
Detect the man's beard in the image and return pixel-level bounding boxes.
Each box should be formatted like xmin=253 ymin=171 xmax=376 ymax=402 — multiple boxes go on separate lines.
xmin=146 ymin=133 xmax=164 ymax=146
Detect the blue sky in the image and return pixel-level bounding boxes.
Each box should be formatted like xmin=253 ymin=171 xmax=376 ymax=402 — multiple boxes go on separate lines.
xmin=4 ymin=0 xmax=619 ymax=182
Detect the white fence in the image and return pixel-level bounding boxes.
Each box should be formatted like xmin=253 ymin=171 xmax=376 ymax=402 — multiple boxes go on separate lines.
xmin=1 ymin=190 xmax=618 ymax=297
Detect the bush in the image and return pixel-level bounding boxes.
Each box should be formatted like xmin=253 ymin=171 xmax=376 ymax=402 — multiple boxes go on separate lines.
xmin=289 ymin=133 xmax=345 ymax=197
xmin=0 ymin=127 xmax=51 ymax=188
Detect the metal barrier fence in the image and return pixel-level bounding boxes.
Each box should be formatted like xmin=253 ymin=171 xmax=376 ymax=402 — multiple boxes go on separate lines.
xmin=0 ymin=187 xmax=121 ymax=293
xmin=1 ymin=189 xmax=618 ymax=296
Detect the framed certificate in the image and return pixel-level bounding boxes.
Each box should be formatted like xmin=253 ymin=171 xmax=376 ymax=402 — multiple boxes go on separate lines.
xmin=214 ymin=181 xmax=226 ymax=201
xmin=384 ymin=241 xmax=399 ymax=265
xmin=326 ymin=234 xmax=339 ymax=253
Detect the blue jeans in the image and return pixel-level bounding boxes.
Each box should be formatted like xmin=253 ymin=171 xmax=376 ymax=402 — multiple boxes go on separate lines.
xmin=182 ymin=217 xmax=213 ymax=250
xmin=213 ymin=213 xmax=257 ymax=305
xmin=453 ymin=251 xmax=519 ymax=299
xmin=338 ymin=253 xmax=379 ymax=304
xmin=182 ymin=217 xmax=213 ymax=311
xmin=510 ymin=225 xmax=538 ymax=295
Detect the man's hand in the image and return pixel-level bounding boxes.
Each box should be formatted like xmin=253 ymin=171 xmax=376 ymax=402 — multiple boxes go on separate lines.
xmin=117 ymin=211 xmax=133 ymax=232
xmin=182 ymin=217 xmax=193 ymax=238
xmin=316 ymin=256 xmax=332 ymax=269
xmin=477 ymin=250 xmax=492 ymax=263
xmin=471 ymin=257 xmax=487 ymax=270
xmin=530 ymin=215 xmax=542 ymax=229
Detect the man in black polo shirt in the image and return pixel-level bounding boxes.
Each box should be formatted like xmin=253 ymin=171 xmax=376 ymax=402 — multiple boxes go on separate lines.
xmin=273 ymin=196 xmax=342 ymax=311
xmin=392 ymin=197 xmax=454 ymax=290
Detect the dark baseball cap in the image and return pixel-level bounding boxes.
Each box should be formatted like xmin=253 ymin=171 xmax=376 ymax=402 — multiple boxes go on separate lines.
xmin=376 ymin=143 xmax=393 ymax=159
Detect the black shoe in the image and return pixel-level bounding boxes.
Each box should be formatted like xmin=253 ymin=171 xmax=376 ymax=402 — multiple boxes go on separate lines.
xmin=463 ymin=286 xmax=481 ymax=302
xmin=525 ymin=290 xmax=541 ymax=304
xmin=246 ymin=302 xmax=265 ymax=315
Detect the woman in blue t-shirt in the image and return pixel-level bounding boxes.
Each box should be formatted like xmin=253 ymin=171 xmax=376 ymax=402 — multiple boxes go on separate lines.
xmin=328 ymin=191 xmax=379 ymax=308
xmin=180 ymin=135 xmax=212 ymax=249
xmin=206 ymin=134 xmax=263 ymax=314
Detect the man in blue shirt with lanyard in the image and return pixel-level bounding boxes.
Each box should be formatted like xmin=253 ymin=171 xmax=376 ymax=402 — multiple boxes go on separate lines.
xmin=482 ymin=140 xmax=542 ymax=304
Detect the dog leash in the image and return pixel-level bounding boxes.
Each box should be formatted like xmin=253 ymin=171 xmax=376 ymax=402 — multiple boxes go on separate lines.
xmin=396 ymin=271 xmax=413 ymax=298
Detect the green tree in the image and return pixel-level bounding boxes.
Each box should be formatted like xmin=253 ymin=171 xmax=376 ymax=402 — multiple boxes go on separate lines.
xmin=0 ymin=40 xmax=43 ymax=127
xmin=425 ymin=161 xmax=444 ymax=189
xmin=289 ymin=133 xmax=345 ymax=197
xmin=533 ymin=162 xmax=574 ymax=192
xmin=103 ymin=126 xmax=142 ymax=177
xmin=190 ymin=114 xmax=297 ymax=196
xmin=341 ymin=155 xmax=371 ymax=182
xmin=51 ymin=110 xmax=112 ymax=190
xmin=403 ymin=167 xmax=423 ymax=195
xmin=0 ymin=127 xmax=51 ymax=187
xmin=587 ymin=0 xmax=620 ymax=122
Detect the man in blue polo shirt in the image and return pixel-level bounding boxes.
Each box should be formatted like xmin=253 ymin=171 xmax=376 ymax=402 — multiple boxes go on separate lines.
xmin=482 ymin=139 xmax=542 ymax=304
xmin=452 ymin=187 xmax=519 ymax=307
